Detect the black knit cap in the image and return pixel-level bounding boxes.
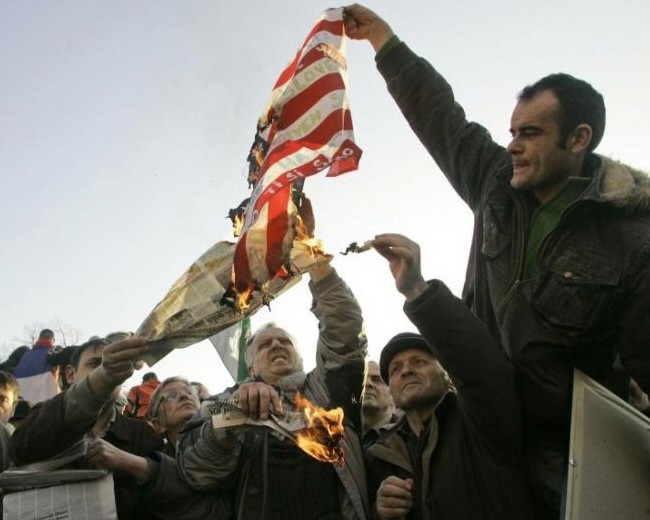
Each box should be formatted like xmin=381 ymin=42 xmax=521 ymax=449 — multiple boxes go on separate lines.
xmin=380 ymin=332 xmax=433 ymax=383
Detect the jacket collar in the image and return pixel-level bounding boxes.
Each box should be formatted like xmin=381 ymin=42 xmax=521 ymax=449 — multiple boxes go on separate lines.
xmin=592 ymin=154 xmax=650 ymax=212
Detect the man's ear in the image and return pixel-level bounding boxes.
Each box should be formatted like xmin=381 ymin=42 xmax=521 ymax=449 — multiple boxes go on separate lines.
xmin=568 ymin=124 xmax=593 ymax=154
xmin=149 ymin=417 xmax=166 ymax=434
xmin=65 ymin=365 xmax=75 ymax=386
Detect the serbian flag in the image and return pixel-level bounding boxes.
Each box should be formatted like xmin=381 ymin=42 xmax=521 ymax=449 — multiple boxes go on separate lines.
xmin=233 ymin=8 xmax=362 ymax=300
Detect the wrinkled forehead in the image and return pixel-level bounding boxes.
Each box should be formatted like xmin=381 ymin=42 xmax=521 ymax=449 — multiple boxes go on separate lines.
xmin=162 ymin=380 xmax=193 ymax=393
xmin=389 ymin=347 xmax=436 ymax=368
xmin=366 ymin=361 xmax=381 ymax=378
xmin=252 ymin=327 xmax=294 ymax=347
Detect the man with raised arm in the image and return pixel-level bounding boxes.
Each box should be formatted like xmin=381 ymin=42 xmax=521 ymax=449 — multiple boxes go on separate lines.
xmin=344 ymin=5 xmax=650 ymax=517
xmin=176 ymin=260 xmax=369 ymax=520
xmin=366 ymin=232 xmax=532 ymax=520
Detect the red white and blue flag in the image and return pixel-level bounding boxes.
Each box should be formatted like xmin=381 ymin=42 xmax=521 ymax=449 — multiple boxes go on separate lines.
xmin=233 ymin=8 xmax=361 ymax=299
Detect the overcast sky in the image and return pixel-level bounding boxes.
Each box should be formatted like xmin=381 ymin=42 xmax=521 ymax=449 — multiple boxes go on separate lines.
xmin=2 ymin=1 xmax=648 ymax=393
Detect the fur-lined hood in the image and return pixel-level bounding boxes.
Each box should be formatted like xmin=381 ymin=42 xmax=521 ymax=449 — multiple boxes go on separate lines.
xmin=597 ymin=155 xmax=650 ymax=212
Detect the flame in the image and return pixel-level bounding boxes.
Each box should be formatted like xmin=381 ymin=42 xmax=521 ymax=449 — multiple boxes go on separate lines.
xmin=232 ymin=213 xmax=245 ymax=237
xmin=236 ymin=283 xmax=254 ymax=312
xmin=294 ymin=214 xmax=326 ymax=259
xmin=232 ymin=208 xmax=327 ymax=313
xmin=294 ymin=392 xmax=345 ymax=465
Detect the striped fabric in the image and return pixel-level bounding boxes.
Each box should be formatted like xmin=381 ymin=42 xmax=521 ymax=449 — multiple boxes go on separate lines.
xmin=13 ymin=345 xmax=60 ymax=404
xmin=234 ymin=8 xmax=362 ymax=299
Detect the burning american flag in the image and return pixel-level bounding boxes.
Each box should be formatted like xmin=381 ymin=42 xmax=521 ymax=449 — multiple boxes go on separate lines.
xmin=233 ymin=8 xmax=362 ymax=306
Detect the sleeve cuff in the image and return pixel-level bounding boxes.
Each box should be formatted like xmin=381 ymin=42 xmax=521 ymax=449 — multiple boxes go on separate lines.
xmin=375 ymin=35 xmax=401 ymax=63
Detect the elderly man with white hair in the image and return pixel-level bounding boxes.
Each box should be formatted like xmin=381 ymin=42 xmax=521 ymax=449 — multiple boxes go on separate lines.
xmin=176 ymin=260 xmax=369 ymax=520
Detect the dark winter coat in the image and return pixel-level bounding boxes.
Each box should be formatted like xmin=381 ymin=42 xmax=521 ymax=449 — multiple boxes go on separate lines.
xmin=376 ymin=40 xmax=650 ymax=516
xmin=365 ymin=280 xmax=533 ymax=520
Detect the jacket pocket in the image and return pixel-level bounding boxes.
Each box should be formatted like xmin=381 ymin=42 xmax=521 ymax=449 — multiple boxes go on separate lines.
xmin=533 ymin=252 xmax=620 ymax=331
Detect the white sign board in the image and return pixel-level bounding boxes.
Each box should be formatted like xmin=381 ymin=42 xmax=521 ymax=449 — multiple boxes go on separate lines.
xmin=565 ymin=370 xmax=650 ymax=519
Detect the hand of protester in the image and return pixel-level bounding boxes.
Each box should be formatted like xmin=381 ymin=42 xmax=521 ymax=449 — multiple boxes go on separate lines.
xmin=372 ymin=233 xmax=428 ymax=302
xmin=343 ymin=4 xmax=395 ymax=52
xmin=235 ymin=381 xmax=283 ymax=420
xmin=86 ymin=438 xmax=150 ymax=484
xmin=87 ymin=337 xmax=150 ymax=398
xmin=376 ymin=476 xmax=414 ymax=520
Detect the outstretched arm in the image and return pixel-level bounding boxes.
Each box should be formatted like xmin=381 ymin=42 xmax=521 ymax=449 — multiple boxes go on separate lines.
xmin=372 ymin=233 xmax=523 ymax=454
xmin=344 ymin=5 xmax=508 ymax=209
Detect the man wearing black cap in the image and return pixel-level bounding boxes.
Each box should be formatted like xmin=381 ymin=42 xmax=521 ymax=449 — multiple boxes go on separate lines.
xmin=365 ymin=233 xmax=532 ymax=520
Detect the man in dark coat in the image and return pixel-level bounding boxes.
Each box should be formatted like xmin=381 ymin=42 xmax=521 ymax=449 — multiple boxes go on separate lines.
xmin=344 ymin=5 xmax=650 ymax=517
xmin=364 ymin=233 xmax=532 ymax=520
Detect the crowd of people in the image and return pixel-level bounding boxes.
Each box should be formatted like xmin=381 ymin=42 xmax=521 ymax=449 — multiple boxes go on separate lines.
xmin=1 ymin=4 xmax=648 ymax=519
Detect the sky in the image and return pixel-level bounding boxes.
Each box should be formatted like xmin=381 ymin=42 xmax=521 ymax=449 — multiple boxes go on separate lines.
xmin=1 ymin=0 xmax=649 ymax=394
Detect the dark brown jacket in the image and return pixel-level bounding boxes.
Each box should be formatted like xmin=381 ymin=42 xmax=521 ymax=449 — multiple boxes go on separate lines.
xmin=376 ymin=40 xmax=650 ymax=516
xmin=366 ymin=280 xmax=533 ymax=520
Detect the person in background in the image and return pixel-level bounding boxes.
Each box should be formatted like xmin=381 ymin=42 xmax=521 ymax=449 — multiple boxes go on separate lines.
xmin=85 ymin=375 xmax=231 ymax=519
xmin=366 ymin=232 xmax=532 ymax=520
xmin=0 ymin=371 xmax=20 ymax=471
xmin=10 ymin=334 xmax=163 ymax=520
xmin=125 ymin=371 xmax=160 ymax=419
xmin=0 ymin=346 xmax=29 ymax=375
xmin=146 ymin=377 xmax=199 ymax=455
xmin=344 ymin=5 xmax=650 ymax=517
xmin=361 ymin=360 xmax=400 ymax=448
xmin=48 ymin=345 xmax=79 ymax=391
xmin=13 ymin=329 xmax=60 ymax=404
xmin=0 ymin=372 xmax=19 ymax=427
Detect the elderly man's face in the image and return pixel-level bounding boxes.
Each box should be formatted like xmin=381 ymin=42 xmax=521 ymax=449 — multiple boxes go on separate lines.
xmin=249 ymin=327 xmax=301 ymax=385
xmin=388 ymin=348 xmax=448 ymax=411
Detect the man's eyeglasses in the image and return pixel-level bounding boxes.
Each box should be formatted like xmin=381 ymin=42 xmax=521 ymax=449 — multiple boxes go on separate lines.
xmin=161 ymin=389 xmax=198 ymax=403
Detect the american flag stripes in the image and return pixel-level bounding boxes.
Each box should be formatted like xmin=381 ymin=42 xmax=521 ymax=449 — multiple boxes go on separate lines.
xmin=233 ymin=8 xmax=362 ymax=299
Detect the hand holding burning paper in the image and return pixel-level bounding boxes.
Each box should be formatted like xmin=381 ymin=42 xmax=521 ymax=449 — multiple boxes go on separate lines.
xmin=211 ymin=392 xmax=345 ymax=465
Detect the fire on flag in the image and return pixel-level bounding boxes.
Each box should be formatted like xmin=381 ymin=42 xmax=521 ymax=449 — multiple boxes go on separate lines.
xmin=232 ymin=8 xmax=362 ymax=308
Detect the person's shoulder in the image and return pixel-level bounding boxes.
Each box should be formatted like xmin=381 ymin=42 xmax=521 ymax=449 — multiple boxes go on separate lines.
xmin=595 ymin=156 xmax=650 ymax=216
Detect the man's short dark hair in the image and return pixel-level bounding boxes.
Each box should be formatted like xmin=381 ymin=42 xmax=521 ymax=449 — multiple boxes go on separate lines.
xmin=518 ymin=73 xmax=606 ymax=153
xmin=70 ymin=338 xmax=108 ymax=369
xmin=0 ymin=371 xmax=19 ymax=400
xmin=38 ymin=329 xmax=55 ymax=341
xmin=142 ymin=372 xmax=158 ymax=382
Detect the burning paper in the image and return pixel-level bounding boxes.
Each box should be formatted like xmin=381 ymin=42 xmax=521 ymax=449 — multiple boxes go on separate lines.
xmin=135 ymin=240 xmax=328 ymax=367
xmin=233 ymin=7 xmax=362 ymax=307
xmin=340 ymin=240 xmax=373 ymax=255
xmin=211 ymin=392 xmax=344 ymax=465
